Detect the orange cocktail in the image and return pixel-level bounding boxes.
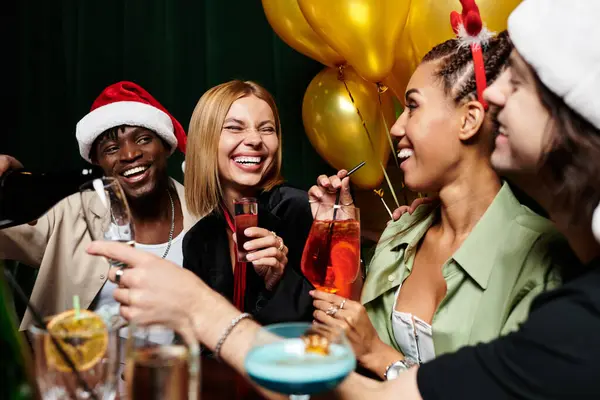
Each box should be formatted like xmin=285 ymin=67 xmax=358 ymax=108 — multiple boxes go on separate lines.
xmin=301 ymin=204 xmax=360 ymax=296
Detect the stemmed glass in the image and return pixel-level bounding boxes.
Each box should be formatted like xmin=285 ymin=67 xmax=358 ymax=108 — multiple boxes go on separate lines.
xmin=245 ymin=322 xmax=356 ymax=399
xmin=79 ymin=177 xmax=135 ymax=267
xmin=301 ymin=204 xmax=360 ymax=298
xmin=80 ymin=176 xmax=135 ymax=397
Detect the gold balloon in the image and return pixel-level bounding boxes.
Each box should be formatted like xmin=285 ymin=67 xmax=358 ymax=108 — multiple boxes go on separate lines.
xmin=384 ymin=32 xmax=419 ymax=103
xmin=388 ymin=0 xmax=522 ymax=99
xmin=302 ymin=67 xmax=396 ymax=189
xmin=298 ymin=0 xmax=411 ymax=83
xmin=262 ymin=0 xmax=344 ymax=67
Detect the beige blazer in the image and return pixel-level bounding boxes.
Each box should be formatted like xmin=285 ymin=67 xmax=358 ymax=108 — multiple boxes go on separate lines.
xmin=0 ymin=179 xmax=196 ymax=330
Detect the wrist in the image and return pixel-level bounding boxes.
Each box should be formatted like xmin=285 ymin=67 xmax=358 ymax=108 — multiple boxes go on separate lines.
xmin=359 ymin=339 xmax=404 ymax=379
xmin=189 ymin=290 xmax=240 ymax=351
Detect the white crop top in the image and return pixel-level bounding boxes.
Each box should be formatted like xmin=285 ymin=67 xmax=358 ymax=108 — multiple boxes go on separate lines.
xmin=391 ymin=285 xmax=436 ymax=364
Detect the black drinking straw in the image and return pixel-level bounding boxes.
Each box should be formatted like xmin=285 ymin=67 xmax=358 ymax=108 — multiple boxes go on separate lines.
xmin=3 ymin=269 xmax=99 ymax=400
xmin=332 ymin=161 xmax=365 ymax=221
xmin=320 ymin=161 xmax=365 ymax=284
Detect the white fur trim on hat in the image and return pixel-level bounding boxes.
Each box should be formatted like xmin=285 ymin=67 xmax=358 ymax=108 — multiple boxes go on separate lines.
xmin=508 ymin=0 xmax=600 ymax=130
xmin=75 ymin=101 xmax=178 ymax=162
xmin=593 ymin=203 xmax=600 ymax=243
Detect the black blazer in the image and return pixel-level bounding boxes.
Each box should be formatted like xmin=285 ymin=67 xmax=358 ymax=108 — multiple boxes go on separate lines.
xmin=182 ymin=185 xmax=315 ymax=325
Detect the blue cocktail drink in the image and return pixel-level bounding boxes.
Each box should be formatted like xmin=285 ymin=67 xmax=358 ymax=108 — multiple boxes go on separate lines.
xmin=244 ymin=322 xmax=356 ymax=398
xmin=245 ymin=338 xmax=355 ymax=394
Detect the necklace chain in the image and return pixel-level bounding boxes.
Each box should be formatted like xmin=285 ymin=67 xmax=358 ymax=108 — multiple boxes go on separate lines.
xmin=161 ymin=188 xmax=175 ymax=259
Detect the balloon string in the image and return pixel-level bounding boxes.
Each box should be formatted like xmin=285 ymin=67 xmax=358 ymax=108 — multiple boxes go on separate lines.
xmin=376 ymin=85 xmax=400 ymax=170
xmin=338 ymin=66 xmax=401 ymax=208
xmin=377 ymin=86 xmax=408 ymax=206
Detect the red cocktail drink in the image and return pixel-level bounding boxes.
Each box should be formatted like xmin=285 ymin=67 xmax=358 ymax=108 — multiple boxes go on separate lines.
xmin=234 ymin=198 xmax=258 ymax=262
xmin=301 ymin=218 xmax=360 ymax=295
xmin=235 ymin=213 xmax=258 ymax=261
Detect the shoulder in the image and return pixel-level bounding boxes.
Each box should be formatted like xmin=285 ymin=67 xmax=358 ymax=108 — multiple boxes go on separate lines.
xmin=260 ymin=185 xmax=310 ymax=216
xmin=514 ymin=205 xmax=557 ymax=235
xmin=508 ymin=220 xmax=568 ymax=299
xmin=49 ymin=192 xmax=85 ymax=220
xmin=262 ymin=185 xmax=309 ymax=206
xmin=499 ymin=183 xmax=555 ymax=235
xmin=184 ymin=210 xmax=222 ymax=243
xmin=377 ymin=202 xmax=435 ymax=246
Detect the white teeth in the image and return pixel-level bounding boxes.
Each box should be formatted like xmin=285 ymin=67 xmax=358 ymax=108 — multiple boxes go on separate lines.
xmin=498 ymin=126 xmax=507 ymax=136
xmin=122 ymin=166 xmax=148 ymax=177
xmin=397 ymin=148 xmax=414 ymax=160
xmin=234 ymin=156 xmax=261 ymax=165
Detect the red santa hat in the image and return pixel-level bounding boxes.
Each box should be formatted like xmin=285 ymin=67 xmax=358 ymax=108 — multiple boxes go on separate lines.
xmin=75 ymin=81 xmax=187 ymax=162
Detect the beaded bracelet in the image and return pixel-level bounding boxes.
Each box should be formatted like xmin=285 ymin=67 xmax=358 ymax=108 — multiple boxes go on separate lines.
xmin=214 ymin=312 xmax=252 ymax=362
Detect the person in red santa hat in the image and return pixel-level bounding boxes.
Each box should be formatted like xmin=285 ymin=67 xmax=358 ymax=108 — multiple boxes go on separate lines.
xmin=0 ymin=81 xmax=197 ymax=334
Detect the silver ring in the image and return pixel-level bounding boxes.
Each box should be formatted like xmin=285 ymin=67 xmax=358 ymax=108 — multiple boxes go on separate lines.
xmin=339 ymin=299 xmax=347 ymax=310
xmin=115 ymin=267 xmax=125 ymax=285
xmin=326 ymin=305 xmax=339 ymax=316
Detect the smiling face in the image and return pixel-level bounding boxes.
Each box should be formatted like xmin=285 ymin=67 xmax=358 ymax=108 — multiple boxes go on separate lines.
xmin=92 ymin=126 xmax=170 ymax=199
xmin=485 ymin=51 xmax=551 ymax=176
xmin=390 ymin=62 xmax=467 ymax=193
xmin=217 ymin=95 xmax=279 ymax=194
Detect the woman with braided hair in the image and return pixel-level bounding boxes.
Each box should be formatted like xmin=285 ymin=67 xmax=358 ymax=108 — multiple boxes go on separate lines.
xmin=308 ymin=28 xmax=572 ymax=379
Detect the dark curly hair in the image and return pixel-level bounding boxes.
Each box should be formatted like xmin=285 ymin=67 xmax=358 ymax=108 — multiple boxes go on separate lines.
xmin=422 ymin=30 xmax=513 ymax=105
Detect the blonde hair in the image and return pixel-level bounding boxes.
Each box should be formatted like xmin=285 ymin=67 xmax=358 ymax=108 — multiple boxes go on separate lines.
xmin=184 ymin=80 xmax=284 ymax=217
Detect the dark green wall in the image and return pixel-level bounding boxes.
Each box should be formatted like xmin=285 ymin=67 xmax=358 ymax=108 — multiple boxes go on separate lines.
xmin=8 ymin=0 xmax=335 ymax=189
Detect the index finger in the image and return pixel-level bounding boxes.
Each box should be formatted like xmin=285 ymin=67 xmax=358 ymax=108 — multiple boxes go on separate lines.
xmin=337 ymin=169 xmax=348 ymax=179
xmin=244 ymin=227 xmax=271 ymax=238
xmin=309 ymin=289 xmax=343 ymax=303
xmin=87 ymin=241 xmax=157 ymax=267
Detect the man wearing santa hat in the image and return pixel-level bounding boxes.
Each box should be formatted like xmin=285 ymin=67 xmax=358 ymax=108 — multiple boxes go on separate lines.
xmin=0 ymin=81 xmax=196 ymax=331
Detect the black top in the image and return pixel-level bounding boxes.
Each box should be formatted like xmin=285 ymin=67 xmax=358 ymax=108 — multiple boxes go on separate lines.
xmin=182 ymin=185 xmax=315 ymax=325
xmin=417 ymin=258 xmax=600 ymax=400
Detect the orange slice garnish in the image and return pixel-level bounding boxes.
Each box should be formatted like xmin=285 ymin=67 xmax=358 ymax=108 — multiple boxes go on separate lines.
xmin=44 ymin=309 xmax=108 ymax=372
xmin=302 ymin=329 xmax=331 ymax=355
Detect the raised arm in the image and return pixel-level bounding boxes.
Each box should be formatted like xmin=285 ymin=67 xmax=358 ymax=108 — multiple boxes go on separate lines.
xmin=88 ymin=240 xmax=426 ymax=400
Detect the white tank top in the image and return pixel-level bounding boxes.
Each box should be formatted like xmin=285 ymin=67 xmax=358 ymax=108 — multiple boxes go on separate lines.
xmin=391 ymin=285 xmax=436 ymax=364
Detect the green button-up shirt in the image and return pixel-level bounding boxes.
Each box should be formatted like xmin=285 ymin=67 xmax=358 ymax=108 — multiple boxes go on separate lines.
xmin=362 ymin=183 xmax=563 ymax=357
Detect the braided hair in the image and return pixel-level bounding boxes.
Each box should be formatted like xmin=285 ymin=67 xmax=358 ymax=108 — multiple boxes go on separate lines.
xmin=422 ymin=30 xmax=513 ymax=105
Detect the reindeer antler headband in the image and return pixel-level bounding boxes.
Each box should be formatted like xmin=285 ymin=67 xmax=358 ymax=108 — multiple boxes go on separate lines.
xmin=450 ymin=0 xmax=494 ymax=109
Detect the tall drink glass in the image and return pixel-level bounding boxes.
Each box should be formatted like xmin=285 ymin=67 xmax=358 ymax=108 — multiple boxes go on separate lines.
xmin=234 ymin=197 xmax=258 ymax=262
xmin=301 ymin=204 xmax=360 ymax=296
xmin=124 ymin=323 xmax=200 ymax=400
